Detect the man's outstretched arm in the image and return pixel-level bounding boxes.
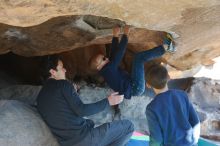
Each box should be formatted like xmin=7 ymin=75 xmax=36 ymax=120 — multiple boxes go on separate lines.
xmin=62 ymin=81 xmax=123 ymax=117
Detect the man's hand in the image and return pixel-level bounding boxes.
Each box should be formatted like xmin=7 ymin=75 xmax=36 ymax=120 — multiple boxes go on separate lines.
xmin=73 ymin=83 xmax=80 ymax=92
xmin=107 ymin=92 xmax=124 ymax=105
xmin=113 ymin=26 xmax=120 ymax=37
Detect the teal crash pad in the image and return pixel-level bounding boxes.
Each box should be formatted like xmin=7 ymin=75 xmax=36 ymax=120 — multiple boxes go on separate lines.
xmin=127 ymin=132 xmax=219 ymax=146
xmin=198 ymin=138 xmax=219 ymax=146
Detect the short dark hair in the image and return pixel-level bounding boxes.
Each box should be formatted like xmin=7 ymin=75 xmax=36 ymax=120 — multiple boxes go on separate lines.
xmin=40 ymin=55 xmax=60 ymax=81
xmin=145 ymin=64 xmax=169 ymax=89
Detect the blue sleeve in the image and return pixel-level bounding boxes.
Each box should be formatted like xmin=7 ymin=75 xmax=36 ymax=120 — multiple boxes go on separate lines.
xmin=146 ymin=108 xmax=163 ymax=146
xmin=183 ymin=92 xmax=200 ymax=127
xmin=110 ymin=34 xmax=128 ymax=67
xmin=62 ymin=81 xmax=109 ymax=117
xmin=110 ymin=37 xmax=119 ymax=61
xmin=188 ymin=101 xmax=200 ymax=127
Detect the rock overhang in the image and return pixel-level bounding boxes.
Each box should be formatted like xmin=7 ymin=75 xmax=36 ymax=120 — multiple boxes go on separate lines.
xmin=0 ymin=0 xmax=220 ymax=72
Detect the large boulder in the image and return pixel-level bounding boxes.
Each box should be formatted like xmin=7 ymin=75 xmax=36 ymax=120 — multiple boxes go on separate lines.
xmin=188 ymin=78 xmax=220 ymax=141
xmin=78 ymin=83 xmax=115 ymax=125
xmin=0 ymin=100 xmax=59 ymax=146
xmin=1 ymin=1 xmax=220 ymax=71
xmin=0 ymin=85 xmax=41 ymax=105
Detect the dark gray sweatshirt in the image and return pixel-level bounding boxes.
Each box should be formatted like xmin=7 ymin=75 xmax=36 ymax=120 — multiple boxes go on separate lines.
xmin=37 ymin=79 xmax=109 ymax=146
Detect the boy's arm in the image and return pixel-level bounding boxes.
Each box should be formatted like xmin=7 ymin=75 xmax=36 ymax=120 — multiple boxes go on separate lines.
xmin=188 ymin=102 xmax=200 ymax=126
xmin=188 ymin=101 xmax=200 ymax=144
xmin=110 ymin=34 xmax=128 ymax=67
xmin=146 ymin=108 xmax=163 ymax=146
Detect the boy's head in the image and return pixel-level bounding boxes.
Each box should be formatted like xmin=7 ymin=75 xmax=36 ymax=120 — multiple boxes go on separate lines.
xmin=89 ymin=54 xmax=109 ymax=71
xmin=145 ymin=64 xmax=169 ymax=89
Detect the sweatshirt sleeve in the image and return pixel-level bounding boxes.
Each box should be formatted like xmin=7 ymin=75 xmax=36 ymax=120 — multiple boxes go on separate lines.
xmin=110 ymin=34 xmax=128 ymax=67
xmin=184 ymin=92 xmax=200 ymax=144
xmin=62 ymin=81 xmax=109 ymax=117
xmin=188 ymin=102 xmax=200 ymax=127
xmin=146 ymin=108 xmax=163 ymax=146
xmin=110 ymin=37 xmax=119 ymax=61
xmin=188 ymin=101 xmax=200 ymax=143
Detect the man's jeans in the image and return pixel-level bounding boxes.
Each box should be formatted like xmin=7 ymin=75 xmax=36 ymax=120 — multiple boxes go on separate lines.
xmin=131 ymin=45 xmax=165 ymax=96
xmin=73 ymin=120 xmax=134 ymax=146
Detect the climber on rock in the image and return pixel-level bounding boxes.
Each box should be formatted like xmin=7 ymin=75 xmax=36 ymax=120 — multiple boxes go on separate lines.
xmin=89 ymin=25 xmax=176 ymax=100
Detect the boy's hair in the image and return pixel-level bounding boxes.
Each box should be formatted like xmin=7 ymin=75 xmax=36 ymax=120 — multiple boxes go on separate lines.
xmin=145 ymin=64 xmax=169 ymax=89
xmin=40 ymin=55 xmax=60 ymax=80
xmin=88 ymin=54 xmax=101 ymax=71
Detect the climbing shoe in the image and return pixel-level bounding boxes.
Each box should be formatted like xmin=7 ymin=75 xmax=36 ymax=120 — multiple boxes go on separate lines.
xmin=163 ymin=33 xmax=176 ymax=53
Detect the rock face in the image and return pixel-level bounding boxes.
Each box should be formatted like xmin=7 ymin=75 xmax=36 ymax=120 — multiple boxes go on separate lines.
xmin=188 ymin=78 xmax=220 ymax=141
xmin=0 ymin=15 xmax=163 ymax=56
xmin=79 ymin=84 xmax=115 ymax=125
xmin=1 ymin=1 xmax=220 ymax=71
xmin=0 ymin=85 xmax=41 ymax=105
xmin=1 ymin=2 xmax=220 ymax=144
xmin=0 ymin=100 xmax=59 ymax=146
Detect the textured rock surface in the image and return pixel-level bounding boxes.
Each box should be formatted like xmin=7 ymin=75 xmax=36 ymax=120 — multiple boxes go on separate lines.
xmin=188 ymin=78 xmax=220 ymax=141
xmin=1 ymin=0 xmax=219 ymax=29
xmin=0 ymin=71 xmax=21 ymax=89
xmin=0 ymin=85 xmax=41 ymax=105
xmin=78 ymin=83 xmax=115 ymax=126
xmin=0 ymin=100 xmax=59 ymax=146
xmin=1 ymin=0 xmax=220 ymax=71
xmin=0 ymin=15 xmax=163 ymax=56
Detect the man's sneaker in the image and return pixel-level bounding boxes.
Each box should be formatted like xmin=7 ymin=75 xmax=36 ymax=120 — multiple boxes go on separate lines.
xmin=163 ymin=33 xmax=176 ymax=53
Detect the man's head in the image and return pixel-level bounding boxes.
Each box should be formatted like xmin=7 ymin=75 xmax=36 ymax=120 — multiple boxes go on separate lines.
xmin=41 ymin=55 xmax=66 ymax=80
xmin=89 ymin=54 xmax=109 ymax=71
xmin=145 ymin=64 xmax=169 ymax=90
